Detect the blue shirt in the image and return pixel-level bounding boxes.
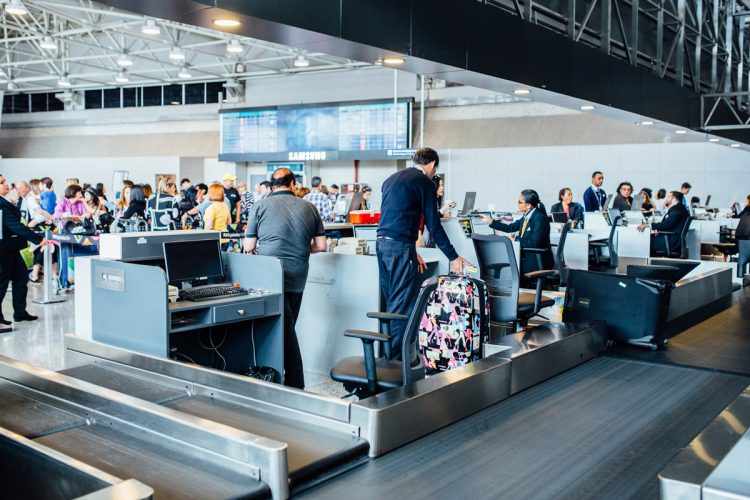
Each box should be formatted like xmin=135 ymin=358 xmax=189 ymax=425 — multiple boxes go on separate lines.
xmin=40 ymin=191 xmax=57 ymax=215
xmin=378 ymin=167 xmax=458 ymax=261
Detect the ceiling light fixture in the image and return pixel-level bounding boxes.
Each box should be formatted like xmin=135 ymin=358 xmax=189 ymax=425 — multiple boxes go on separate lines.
xmin=580 ymin=105 xmax=595 ymax=111
xmin=708 ymin=137 xmax=720 ymax=143
xmin=141 ymin=19 xmax=160 ymax=36
xmin=6 ymin=0 xmax=29 ymax=16
xmin=640 ymin=120 xmax=654 ymax=126
xmin=114 ymin=70 xmax=129 ymax=84
xmin=374 ymin=58 xmax=383 ymax=66
xmin=57 ymin=75 xmax=71 ymax=88
xmin=116 ymin=52 xmax=133 ymax=67
xmin=169 ymin=46 xmax=185 ymax=61
xmin=383 ymin=56 xmax=405 ymax=66
xmin=226 ymin=39 xmax=243 ymax=54
xmin=731 ymin=143 xmax=741 ymax=148
xmin=293 ymin=55 xmax=310 ymax=68
xmin=213 ymin=18 xmax=241 ymax=28
xmin=234 ymin=62 xmax=245 ymax=74
xmin=178 ymin=65 xmax=192 ymax=79
xmin=675 ymin=129 xmax=687 ymax=134
xmin=40 ymin=36 xmax=57 ymax=51
xmin=513 ymin=88 xmax=530 ymax=96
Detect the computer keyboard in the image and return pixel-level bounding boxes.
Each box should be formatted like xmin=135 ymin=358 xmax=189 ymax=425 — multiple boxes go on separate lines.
xmin=178 ymin=284 xmax=249 ymax=302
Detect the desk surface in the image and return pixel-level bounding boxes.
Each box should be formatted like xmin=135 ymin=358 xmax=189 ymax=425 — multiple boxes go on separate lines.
xmin=168 ymin=290 xmax=278 ymax=312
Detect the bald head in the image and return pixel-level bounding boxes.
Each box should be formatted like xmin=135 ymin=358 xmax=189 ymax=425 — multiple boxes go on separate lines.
xmin=271 ymin=167 xmax=296 ymax=191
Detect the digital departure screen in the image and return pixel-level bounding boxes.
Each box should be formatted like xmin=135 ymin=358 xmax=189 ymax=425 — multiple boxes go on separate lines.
xmin=219 ymin=99 xmax=412 ymax=161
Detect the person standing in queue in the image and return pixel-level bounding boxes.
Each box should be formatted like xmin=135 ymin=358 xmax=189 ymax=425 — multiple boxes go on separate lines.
xmin=0 ymin=175 xmax=43 ymax=324
xmin=243 ymin=168 xmax=327 ymax=389
xmin=377 ymin=147 xmax=472 ymax=358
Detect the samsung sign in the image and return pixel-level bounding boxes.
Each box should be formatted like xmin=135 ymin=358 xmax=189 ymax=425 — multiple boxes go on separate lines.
xmin=289 ymin=151 xmax=327 ymax=161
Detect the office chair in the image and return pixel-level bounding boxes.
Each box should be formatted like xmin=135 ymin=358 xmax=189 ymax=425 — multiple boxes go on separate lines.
xmin=330 ymin=282 xmax=434 ymax=398
xmin=548 ymin=221 xmax=572 ymax=287
xmin=589 ymin=215 xmax=622 ymax=269
xmin=472 ymin=234 xmax=555 ymax=331
xmin=653 ymin=216 xmax=693 ymax=259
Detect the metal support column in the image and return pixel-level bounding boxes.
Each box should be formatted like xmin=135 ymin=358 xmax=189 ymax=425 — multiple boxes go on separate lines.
xmin=656 ymin=0 xmax=665 ymax=74
xmin=676 ymin=0 xmax=687 ymax=85
xmin=33 ymin=230 xmax=65 ymax=305
xmin=419 ymin=74 xmax=425 ymax=148
xmin=712 ymin=0 xmax=720 ymax=89
xmin=601 ymin=0 xmax=612 ymax=54
xmin=631 ymin=0 xmax=640 ymax=65
xmin=695 ymin=0 xmax=703 ymax=91
xmin=568 ymin=0 xmax=576 ymax=39
xmin=725 ymin=0 xmax=735 ymax=92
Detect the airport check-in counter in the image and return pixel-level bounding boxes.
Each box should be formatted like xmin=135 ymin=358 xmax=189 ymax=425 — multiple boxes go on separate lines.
xmin=75 ymin=231 xmax=285 ymax=378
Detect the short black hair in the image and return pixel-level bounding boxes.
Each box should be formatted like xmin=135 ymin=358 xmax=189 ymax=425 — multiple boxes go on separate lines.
xmin=558 ymin=187 xmax=571 ymax=201
xmin=259 ymin=180 xmax=272 ymax=189
xmin=180 ymin=178 xmax=191 ymax=185
xmin=196 ymin=183 xmax=208 ymax=193
xmin=691 ymin=196 xmax=700 ymax=204
xmin=413 ymin=147 xmax=439 ymax=168
xmin=592 ymin=171 xmax=603 ymax=178
xmin=520 ymin=189 xmax=540 ymax=207
xmin=657 ymin=188 xmax=667 ymax=199
xmin=41 ymin=177 xmax=53 ymax=189
xmin=311 ymin=176 xmax=322 ymax=188
xmin=640 ymin=187 xmax=653 ymax=198
xmin=681 ymin=182 xmax=692 ymax=190
xmin=330 ymin=184 xmax=339 ymax=190
xmin=617 ymin=181 xmax=633 ymax=194
xmin=670 ymin=191 xmax=684 ymax=203
xmin=64 ymin=184 xmax=82 ymax=199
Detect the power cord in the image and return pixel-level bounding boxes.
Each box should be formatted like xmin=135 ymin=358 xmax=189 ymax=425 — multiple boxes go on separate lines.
xmin=251 ymin=320 xmax=257 ymax=367
xmin=208 ymin=328 xmax=227 ymax=370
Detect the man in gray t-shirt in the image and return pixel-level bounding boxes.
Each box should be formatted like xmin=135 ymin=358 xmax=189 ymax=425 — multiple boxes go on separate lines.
xmin=244 ymin=168 xmax=327 ymax=389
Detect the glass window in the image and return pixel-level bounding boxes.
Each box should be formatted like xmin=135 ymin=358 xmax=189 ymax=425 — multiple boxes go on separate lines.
xmin=85 ymin=89 xmax=103 ymax=109
xmin=122 ymin=87 xmax=137 ymax=107
xmin=103 ymin=88 xmax=121 ymax=108
xmin=31 ymin=93 xmax=48 ymax=112
xmin=2 ymin=95 xmax=13 ymax=114
xmin=47 ymin=93 xmax=64 ymax=111
xmin=206 ymin=81 xmax=225 ymax=103
xmin=164 ymin=84 xmax=182 ymax=106
xmin=12 ymin=94 xmax=29 ymax=113
xmin=185 ymin=83 xmax=205 ymax=104
xmin=142 ymin=85 xmax=161 ymax=106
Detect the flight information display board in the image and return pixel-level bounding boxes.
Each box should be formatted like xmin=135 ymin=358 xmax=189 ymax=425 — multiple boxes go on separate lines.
xmin=219 ymin=99 xmax=412 ymax=162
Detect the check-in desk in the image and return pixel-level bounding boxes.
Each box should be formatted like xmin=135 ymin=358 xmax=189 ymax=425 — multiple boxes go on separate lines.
xmin=74 ymin=231 xmax=285 ymax=378
xmin=692 ymin=217 xmax=739 ymax=244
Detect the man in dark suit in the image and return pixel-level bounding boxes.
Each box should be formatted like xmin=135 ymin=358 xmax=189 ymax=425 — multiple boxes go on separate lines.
xmin=0 ymin=175 xmax=43 ymax=325
xmin=482 ymin=189 xmax=554 ymax=284
xmin=583 ymin=171 xmax=607 ymax=212
xmin=638 ymin=190 xmax=690 ymax=256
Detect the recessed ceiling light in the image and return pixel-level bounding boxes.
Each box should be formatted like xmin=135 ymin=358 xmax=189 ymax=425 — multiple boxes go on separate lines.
xmin=142 ymin=19 xmax=160 ymax=36
xmin=169 ymin=46 xmax=185 ymax=61
xmin=7 ymin=80 xmax=18 ymax=91
xmin=114 ymin=70 xmax=129 ymax=84
xmin=640 ymin=120 xmax=654 ymax=126
xmin=178 ymin=66 xmax=192 ymax=79
xmin=708 ymin=137 xmax=720 ymax=142
xmin=374 ymin=58 xmax=383 ymax=66
xmin=170 ymin=101 xmax=181 ymax=105
xmin=731 ymin=143 xmax=741 ymax=148
xmin=293 ymin=55 xmax=310 ymax=68
xmin=57 ymin=75 xmax=71 ymax=88
xmin=116 ymin=52 xmax=133 ymax=68
xmin=213 ymin=18 xmax=241 ymax=28
xmin=226 ymin=39 xmax=243 ymax=54
xmin=675 ymin=129 xmax=687 ymax=134
xmin=40 ymin=36 xmax=57 ymax=51
xmin=6 ymin=0 xmax=29 ymax=16
xmin=513 ymin=88 xmax=530 ymax=96
xmin=383 ymin=56 xmax=405 ymax=66
xmin=580 ymin=105 xmax=595 ymax=111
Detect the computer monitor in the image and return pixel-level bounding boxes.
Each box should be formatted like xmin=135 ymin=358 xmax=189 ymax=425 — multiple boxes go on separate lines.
xmin=349 ymin=192 xmax=365 ymax=212
xmin=460 ymin=192 xmax=477 ymax=215
xmin=163 ymin=239 xmax=224 ymax=284
xmin=631 ymin=193 xmax=644 ymax=211
xmin=705 ymin=195 xmax=712 ymax=207
xmin=551 ymin=212 xmax=569 ymax=224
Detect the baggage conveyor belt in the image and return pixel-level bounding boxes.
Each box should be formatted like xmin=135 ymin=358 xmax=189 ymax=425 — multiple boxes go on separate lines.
xmin=297 ymin=357 xmax=750 ymax=500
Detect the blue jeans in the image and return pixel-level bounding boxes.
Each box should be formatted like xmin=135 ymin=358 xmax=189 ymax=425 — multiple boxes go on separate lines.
xmin=376 ymin=238 xmax=420 ymax=359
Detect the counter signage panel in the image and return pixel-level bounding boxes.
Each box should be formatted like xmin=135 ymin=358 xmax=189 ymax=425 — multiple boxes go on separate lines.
xmin=220 ymin=99 xmax=412 ymax=161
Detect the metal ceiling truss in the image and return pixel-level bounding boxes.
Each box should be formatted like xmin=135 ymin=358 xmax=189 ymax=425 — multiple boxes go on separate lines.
xmin=0 ymin=0 xmax=369 ymax=93
xmin=483 ymin=0 xmax=750 ymax=103
xmin=701 ymin=90 xmax=750 ymax=127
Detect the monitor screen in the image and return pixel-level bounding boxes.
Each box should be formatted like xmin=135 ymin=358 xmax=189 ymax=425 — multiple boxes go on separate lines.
xmin=461 ymin=192 xmax=477 ymax=215
xmin=163 ymin=239 xmax=224 ymax=284
xmin=551 ymin=212 xmax=569 ymax=224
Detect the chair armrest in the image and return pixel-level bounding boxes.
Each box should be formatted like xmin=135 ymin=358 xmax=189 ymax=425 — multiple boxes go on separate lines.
xmin=366 ymin=312 xmax=408 ymax=322
xmin=524 ymin=269 xmax=559 ymax=280
xmin=345 ymin=329 xmax=391 ymax=342
xmin=524 ymin=247 xmax=548 ymax=254
xmin=657 ymin=230 xmax=676 ymax=235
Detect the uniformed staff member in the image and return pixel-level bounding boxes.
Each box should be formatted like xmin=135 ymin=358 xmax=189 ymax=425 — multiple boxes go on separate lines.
xmin=638 ymin=190 xmax=690 ymax=256
xmin=0 ymin=175 xmax=43 ymax=325
xmin=377 ymin=147 xmax=472 ymax=357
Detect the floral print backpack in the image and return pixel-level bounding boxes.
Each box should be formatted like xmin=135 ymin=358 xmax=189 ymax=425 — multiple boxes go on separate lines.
xmin=417 ymin=275 xmax=489 ymax=375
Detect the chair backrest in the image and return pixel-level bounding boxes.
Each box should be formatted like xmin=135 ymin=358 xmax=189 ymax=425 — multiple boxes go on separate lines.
xmin=556 ymin=221 xmax=571 ymax=270
xmin=678 ymin=216 xmax=693 ymax=258
xmin=401 ymin=280 xmax=437 ymax=386
xmin=472 ymin=234 xmax=519 ymax=323
xmin=608 ymin=215 xmax=622 ymax=268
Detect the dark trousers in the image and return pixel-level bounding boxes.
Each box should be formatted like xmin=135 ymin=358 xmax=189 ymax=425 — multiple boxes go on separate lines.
xmin=376 ymin=238 xmax=420 ymax=359
xmin=283 ymin=291 xmax=305 ymax=390
xmin=0 ymin=251 xmax=30 ymax=320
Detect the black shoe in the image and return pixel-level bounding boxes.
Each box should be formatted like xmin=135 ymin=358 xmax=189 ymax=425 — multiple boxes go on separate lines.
xmin=13 ymin=313 xmax=38 ymax=322
xmin=0 ymin=318 xmax=11 ymax=326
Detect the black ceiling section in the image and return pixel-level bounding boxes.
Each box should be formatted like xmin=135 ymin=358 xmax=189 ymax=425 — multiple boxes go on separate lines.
xmin=96 ymin=0 xmax=749 ymax=143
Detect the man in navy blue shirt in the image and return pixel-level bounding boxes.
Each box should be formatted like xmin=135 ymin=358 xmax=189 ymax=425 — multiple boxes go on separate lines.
xmin=377 ymin=148 xmax=471 ymax=357
xmin=583 ymin=171 xmax=607 ymax=212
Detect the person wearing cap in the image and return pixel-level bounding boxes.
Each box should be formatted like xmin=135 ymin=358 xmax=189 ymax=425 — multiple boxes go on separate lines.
xmin=222 ymin=174 xmax=242 ymax=226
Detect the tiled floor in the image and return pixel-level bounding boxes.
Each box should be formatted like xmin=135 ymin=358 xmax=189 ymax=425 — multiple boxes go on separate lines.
xmin=0 ymin=283 xmax=348 ymax=397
